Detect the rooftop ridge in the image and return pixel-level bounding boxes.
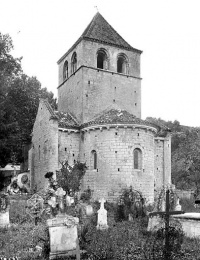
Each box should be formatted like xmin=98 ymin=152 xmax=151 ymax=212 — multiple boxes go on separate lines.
xmin=57 ymin=12 xmax=142 ymax=64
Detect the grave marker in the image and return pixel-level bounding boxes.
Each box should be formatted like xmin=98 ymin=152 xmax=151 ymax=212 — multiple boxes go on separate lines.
xmin=47 ymin=214 xmax=80 ymax=260
xmin=55 ymin=187 xmax=66 ymax=213
xmin=149 ymin=189 xmax=184 ymax=260
xmin=0 ymin=193 xmax=10 ymax=229
xmin=26 ymin=193 xmax=44 ymax=225
xmin=97 ymin=198 xmax=108 ymax=230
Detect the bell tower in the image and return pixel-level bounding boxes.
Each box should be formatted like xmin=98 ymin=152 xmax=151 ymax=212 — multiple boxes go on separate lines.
xmin=57 ymin=12 xmax=142 ymax=124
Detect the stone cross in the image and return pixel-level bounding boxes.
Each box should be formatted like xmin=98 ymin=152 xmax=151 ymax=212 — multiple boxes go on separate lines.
xmin=55 ymin=187 xmax=66 ymax=213
xmin=99 ymin=198 xmax=106 ymax=208
xmin=97 ymin=198 xmax=108 ymax=230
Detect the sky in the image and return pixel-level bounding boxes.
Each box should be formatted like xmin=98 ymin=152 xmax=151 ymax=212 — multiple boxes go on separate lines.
xmin=1 ymin=0 xmax=200 ymax=127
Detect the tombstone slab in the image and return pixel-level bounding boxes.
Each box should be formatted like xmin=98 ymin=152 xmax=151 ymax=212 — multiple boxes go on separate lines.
xmin=0 ymin=209 xmax=10 ymax=228
xmin=47 ymin=214 xmax=80 ymax=259
xmin=0 ymin=194 xmax=10 ymax=229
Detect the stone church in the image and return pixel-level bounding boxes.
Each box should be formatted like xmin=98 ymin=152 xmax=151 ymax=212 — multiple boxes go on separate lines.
xmin=29 ymin=12 xmax=171 ymax=202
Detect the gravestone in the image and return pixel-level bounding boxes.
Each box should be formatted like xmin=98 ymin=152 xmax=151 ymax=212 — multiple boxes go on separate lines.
xmin=55 ymin=187 xmax=66 ymax=213
xmin=47 ymin=214 xmax=80 ymax=260
xmin=97 ymin=198 xmax=108 ymax=230
xmin=175 ymin=198 xmax=182 ymax=211
xmin=26 ymin=193 xmax=44 ymax=225
xmin=0 ymin=193 xmax=10 ymax=228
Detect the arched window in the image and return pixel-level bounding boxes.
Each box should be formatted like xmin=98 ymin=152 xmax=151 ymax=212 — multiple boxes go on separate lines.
xmin=63 ymin=60 xmax=68 ymax=80
xmin=97 ymin=49 xmax=108 ymax=70
xmin=91 ymin=150 xmax=97 ymax=170
xmin=134 ymin=148 xmax=142 ymax=170
xmin=117 ymin=54 xmax=128 ymax=74
xmin=71 ymin=52 xmax=77 ymax=74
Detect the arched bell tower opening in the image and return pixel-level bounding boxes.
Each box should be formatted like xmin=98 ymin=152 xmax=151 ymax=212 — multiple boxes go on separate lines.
xmin=97 ymin=49 xmax=108 ymax=70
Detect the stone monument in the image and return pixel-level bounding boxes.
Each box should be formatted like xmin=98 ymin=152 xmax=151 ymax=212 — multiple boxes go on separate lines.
xmin=0 ymin=193 xmax=10 ymax=229
xmin=97 ymin=198 xmax=108 ymax=230
xmin=47 ymin=214 xmax=80 ymax=259
xmin=175 ymin=198 xmax=182 ymax=211
xmin=47 ymin=187 xmax=80 ymax=259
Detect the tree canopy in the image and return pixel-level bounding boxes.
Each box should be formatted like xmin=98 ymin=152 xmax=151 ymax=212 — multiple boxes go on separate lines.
xmin=0 ymin=32 xmax=57 ymax=167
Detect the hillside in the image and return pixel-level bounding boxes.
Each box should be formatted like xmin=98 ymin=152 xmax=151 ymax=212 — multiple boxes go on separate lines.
xmin=146 ymin=117 xmax=200 ymax=195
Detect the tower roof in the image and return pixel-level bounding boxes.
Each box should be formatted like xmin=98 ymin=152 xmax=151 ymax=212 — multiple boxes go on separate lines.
xmin=81 ymin=12 xmax=141 ymax=52
xmin=57 ymin=12 xmax=142 ymax=64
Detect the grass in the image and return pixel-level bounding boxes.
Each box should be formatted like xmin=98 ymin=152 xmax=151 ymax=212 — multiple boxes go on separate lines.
xmin=1 ymin=198 xmax=200 ymax=259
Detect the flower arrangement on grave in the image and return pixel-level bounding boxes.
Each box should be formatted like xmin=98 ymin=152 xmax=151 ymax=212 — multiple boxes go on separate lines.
xmin=44 ymin=161 xmax=87 ymax=217
xmin=0 ymin=193 xmax=10 ymax=213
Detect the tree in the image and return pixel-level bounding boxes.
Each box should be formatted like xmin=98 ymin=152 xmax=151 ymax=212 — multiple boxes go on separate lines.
xmin=172 ymin=129 xmax=200 ymax=195
xmin=0 ymin=32 xmax=57 ymax=167
xmin=0 ymin=33 xmax=22 ymax=167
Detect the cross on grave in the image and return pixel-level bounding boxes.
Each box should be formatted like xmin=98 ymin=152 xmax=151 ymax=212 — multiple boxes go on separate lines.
xmin=97 ymin=198 xmax=108 ymax=230
xmin=149 ymin=189 xmax=185 ymax=260
xmin=99 ymin=198 xmax=106 ymax=209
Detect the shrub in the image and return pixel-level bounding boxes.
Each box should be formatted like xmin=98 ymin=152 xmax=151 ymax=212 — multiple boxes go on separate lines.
xmin=83 ymin=221 xmax=145 ymax=260
xmin=0 ymin=222 xmax=49 ymax=259
xmin=180 ymin=197 xmax=200 ymax=213
xmin=115 ymin=187 xmax=145 ymax=221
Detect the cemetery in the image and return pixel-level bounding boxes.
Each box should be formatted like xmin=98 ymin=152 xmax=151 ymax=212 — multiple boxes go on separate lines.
xmin=1 ymin=163 xmax=200 ymax=260
xmin=1 ymin=8 xmax=200 ymax=260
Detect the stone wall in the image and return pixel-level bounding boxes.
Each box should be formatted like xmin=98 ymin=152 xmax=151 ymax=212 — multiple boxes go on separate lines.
xmin=154 ymin=135 xmax=171 ymax=190
xmin=58 ymin=66 xmax=141 ymax=124
xmin=80 ymin=126 xmax=156 ymax=202
xmin=58 ymin=130 xmax=80 ymax=166
xmin=58 ymin=39 xmax=141 ymax=84
xmin=31 ymin=101 xmax=59 ymax=190
xmin=58 ymin=39 xmax=142 ymax=124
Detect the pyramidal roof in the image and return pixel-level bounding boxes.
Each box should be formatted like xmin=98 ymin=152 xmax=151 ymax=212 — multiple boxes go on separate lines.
xmin=58 ymin=12 xmax=142 ymax=63
xmin=81 ymin=12 xmax=141 ymax=52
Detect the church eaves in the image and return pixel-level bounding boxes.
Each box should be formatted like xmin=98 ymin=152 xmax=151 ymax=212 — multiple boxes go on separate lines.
xmin=81 ymin=109 xmax=159 ymax=131
xmin=57 ymin=12 xmax=142 ymax=64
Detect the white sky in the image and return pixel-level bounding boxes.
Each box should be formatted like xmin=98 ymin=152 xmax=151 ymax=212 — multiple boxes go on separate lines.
xmin=1 ymin=0 xmax=200 ymax=127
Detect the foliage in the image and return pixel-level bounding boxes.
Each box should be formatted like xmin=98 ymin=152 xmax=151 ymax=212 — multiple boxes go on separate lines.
xmin=172 ymin=129 xmax=200 ymax=195
xmin=84 ymin=221 xmax=145 ymax=260
xmin=115 ymin=186 xmax=145 ymax=221
xmin=0 ymin=222 xmax=49 ymax=259
xmin=0 ymin=33 xmax=22 ymax=167
xmin=0 ymin=32 xmax=57 ymax=167
xmin=146 ymin=116 xmax=200 ymax=194
xmin=143 ymin=222 xmax=184 ymax=260
xmin=56 ymin=161 xmax=87 ymax=195
xmin=180 ymin=197 xmax=200 ymax=213
xmin=80 ymin=186 xmax=92 ymax=202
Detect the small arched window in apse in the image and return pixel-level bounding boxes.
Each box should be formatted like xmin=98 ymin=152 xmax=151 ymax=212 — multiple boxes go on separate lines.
xmin=117 ymin=54 xmax=128 ymax=74
xmin=63 ymin=60 xmax=68 ymax=80
xmin=71 ymin=52 xmax=77 ymax=74
xmin=91 ymin=150 xmax=97 ymax=170
xmin=134 ymin=148 xmax=142 ymax=170
xmin=97 ymin=49 xmax=108 ymax=70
